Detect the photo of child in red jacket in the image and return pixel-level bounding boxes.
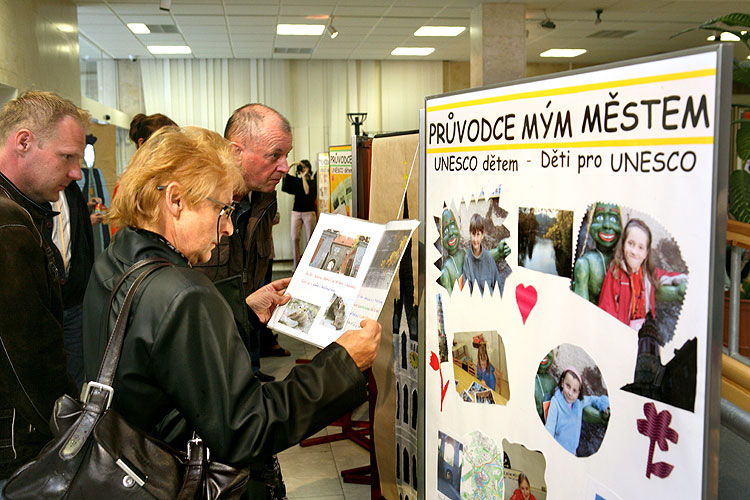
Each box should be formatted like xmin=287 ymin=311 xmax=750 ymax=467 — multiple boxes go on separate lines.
xmin=598 ymin=218 xmax=688 ymax=331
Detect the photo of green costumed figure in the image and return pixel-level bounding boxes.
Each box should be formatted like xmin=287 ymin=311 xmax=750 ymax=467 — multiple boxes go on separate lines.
xmin=571 ymin=204 xmax=689 ymax=345
xmin=572 ymin=204 xmax=696 ymax=412
xmin=435 ymin=197 xmax=512 ymax=295
xmin=534 ymin=344 xmax=611 ymax=458
xmin=572 ymin=202 xmax=623 ymax=304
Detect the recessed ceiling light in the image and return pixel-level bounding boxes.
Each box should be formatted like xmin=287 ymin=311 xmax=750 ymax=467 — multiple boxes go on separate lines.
xmin=540 ymin=48 xmax=587 ymax=58
xmin=706 ymin=32 xmax=745 ymax=42
xmin=414 ymin=26 xmax=466 ymax=37
xmin=276 ymin=24 xmax=326 ymax=36
xmin=147 ymin=45 xmax=192 ymax=55
xmin=391 ymin=47 xmax=435 ymax=56
xmin=127 ymin=23 xmax=151 ymax=34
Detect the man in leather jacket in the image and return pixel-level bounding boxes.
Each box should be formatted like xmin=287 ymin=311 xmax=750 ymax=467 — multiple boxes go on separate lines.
xmin=194 ymin=103 xmax=295 ymax=499
xmin=0 ymin=92 xmax=88 ymax=484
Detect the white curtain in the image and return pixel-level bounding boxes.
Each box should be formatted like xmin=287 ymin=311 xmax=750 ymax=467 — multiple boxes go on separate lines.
xmin=139 ymin=58 xmax=442 ymax=259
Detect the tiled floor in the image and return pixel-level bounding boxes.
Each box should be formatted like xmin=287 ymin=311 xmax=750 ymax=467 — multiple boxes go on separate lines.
xmin=260 ymin=332 xmax=372 ymax=500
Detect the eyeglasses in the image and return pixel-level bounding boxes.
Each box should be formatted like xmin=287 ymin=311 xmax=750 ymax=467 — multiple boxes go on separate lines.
xmin=206 ymin=196 xmax=236 ymax=218
xmin=156 ymin=185 xmax=236 ymax=218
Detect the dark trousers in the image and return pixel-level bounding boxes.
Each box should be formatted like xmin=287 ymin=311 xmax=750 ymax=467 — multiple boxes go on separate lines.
xmin=63 ymin=303 xmax=85 ymax=391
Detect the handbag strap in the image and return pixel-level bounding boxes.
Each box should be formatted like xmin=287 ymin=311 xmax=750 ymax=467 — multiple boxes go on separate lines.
xmin=94 ymin=257 xmax=172 ymax=386
xmin=62 ymin=258 xmax=171 ymax=460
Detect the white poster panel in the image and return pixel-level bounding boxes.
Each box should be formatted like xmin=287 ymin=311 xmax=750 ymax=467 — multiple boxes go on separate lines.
xmin=423 ymin=47 xmax=728 ymax=500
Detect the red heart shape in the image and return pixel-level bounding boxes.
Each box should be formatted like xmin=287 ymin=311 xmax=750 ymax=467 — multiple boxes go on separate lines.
xmin=516 ymin=284 xmax=537 ymax=325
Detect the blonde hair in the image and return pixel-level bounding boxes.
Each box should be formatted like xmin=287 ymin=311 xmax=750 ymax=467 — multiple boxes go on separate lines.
xmin=0 ymin=90 xmax=90 ymax=145
xmin=108 ymin=126 xmax=244 ymax=229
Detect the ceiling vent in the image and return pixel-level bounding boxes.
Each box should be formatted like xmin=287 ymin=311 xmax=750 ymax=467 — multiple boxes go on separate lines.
xmin=273 ymin=47 xmax=313 ymax=54
xmin=588 ymin=30 xmax=636 ymax=39
xmin=146 ymin=24 xmax=180 ymax=33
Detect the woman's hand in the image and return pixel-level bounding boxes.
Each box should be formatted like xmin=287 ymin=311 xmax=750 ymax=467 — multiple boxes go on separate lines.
xmin=245 ymin=277 xmax=292 ymax=323
xmin=335 ymin=318 xmax=382 ymax=371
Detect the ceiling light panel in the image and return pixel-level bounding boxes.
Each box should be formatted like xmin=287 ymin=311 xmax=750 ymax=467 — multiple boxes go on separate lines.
xmin=540 ymin=48 xmax=587 ymax=58
xmin=391 ymin=47 xmax=435 ymax=56
xmin=147 ymin=45 xmax=192 ymax=54
xmin=414 ymin=26 xmax=466 ymax=37
xmin=127 ymin=23 xmax=151 ymax=34
xmin=276 ymin=24 xmax=326 ymax=36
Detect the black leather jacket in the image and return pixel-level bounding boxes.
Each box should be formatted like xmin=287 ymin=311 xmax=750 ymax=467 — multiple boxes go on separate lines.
xmin=0 ymin=173 xmax=77 ymax=478
xmin=81 ymin=227 xmax=367 ymax=466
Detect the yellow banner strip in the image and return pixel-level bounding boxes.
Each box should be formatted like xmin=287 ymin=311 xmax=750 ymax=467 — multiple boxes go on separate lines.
xmin=329 ymin=146 xmax=351 ymax=151
xmin=426 ymin=136 xmax=714 ymax=154
xmin=426 ymin=69 xmax=716 ymax=112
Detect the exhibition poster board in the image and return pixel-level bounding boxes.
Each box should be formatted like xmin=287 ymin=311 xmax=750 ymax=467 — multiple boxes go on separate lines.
xmin=367 ymin=132 xmax=421 ymax=500
xmin=318 ymin=152 xmax=330 ymax=214
xmin=329 ymin=144 xmax=353 ymax=215
xmin=421 ymin=45 xmax=730 ymax=500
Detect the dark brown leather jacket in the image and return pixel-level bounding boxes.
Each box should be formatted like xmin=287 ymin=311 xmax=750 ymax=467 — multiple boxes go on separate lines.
xmin=82 ymin=227 xmax=366 ymax=466
xmin=0 ymin=172 xmax=77 ymax=478
xmin=195 ymin=190 xmax=276 ymax=296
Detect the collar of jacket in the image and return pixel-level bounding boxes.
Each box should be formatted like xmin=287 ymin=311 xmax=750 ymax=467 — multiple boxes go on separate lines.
xmin=0 ymin=171 xmax=60 ymax=222
xmin=111 ymin=226 xmax=191 ymax=269
xmin=233 ymin=190 xmax=276 ymax=223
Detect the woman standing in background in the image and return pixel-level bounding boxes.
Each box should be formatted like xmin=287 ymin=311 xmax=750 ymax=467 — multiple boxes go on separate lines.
xmin=283 ymin=159 xmax=317 ymax=270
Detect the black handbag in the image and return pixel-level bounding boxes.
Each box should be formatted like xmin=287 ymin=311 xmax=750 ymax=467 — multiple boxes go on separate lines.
xmin=2 ymin=258 xmax=250 ymax=499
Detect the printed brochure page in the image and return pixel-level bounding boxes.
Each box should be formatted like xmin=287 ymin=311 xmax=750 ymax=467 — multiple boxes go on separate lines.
xmin=269 ymin=212 xmax=419 ymax=348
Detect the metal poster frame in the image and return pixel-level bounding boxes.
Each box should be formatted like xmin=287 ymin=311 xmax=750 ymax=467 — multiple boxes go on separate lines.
xmin=418 ymin=44 xmax=731 ymax=500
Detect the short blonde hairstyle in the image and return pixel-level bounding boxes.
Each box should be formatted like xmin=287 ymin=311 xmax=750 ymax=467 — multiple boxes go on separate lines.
xmin=0 ymin=90 xmax=90 ymax=145
xmin=108 ymin=126 xmax=244 ymax=229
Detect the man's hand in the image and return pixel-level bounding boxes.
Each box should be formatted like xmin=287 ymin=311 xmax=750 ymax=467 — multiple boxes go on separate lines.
xmin=335 ymin=319 xmax=382 ymax=371
xmin=245 ymin=277 xmax=292 ymax=323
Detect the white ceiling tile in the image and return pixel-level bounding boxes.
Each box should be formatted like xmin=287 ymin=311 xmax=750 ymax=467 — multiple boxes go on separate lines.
xmin=230 ymin=28 xmax=278 ymax=38
xmin=225 ymin=5 xmax=279 ymax=16
xmin=175 ymin=15 xmax=227 ymax=26
xmin=183 ymin=34 xmax=230 ymax=42
xmin=279 ymin=6 xmax=334 ymax=16
xmin=330 ymin=17 xmax=378 ymax=27
xmin=170 ymin=4 xmax=224 ymax=15
xmin=332 ymin=6 xmax=390 ymax=16
xmin=140 ymin=34 xmax=186 ymax=43
xmin=109 ymin=3 xmax=165 ymax=15
xmin=181 ymin=27 xmax=229 ymax=36
xmin=231 ymin=35 xmax=273 ymax=45
xmin=120 ymin=15 xmax=174 ymax=24
xmin=386 ymin=7 xmax=446 ymax=17
xmin=227 ymin=16 xmax=278 ymax=27
xmin=273 ymin=37 xmax=319 ymax=48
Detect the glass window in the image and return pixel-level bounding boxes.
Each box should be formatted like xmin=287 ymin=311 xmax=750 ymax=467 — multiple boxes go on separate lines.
xmin=79 ymin=33 xmax=118 ymax=109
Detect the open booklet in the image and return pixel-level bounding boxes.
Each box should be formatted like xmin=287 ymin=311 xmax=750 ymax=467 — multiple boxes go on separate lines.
xmin=268 ymin=212 xmax=419 ymax=348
